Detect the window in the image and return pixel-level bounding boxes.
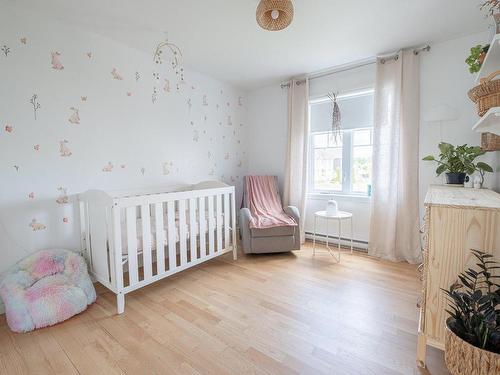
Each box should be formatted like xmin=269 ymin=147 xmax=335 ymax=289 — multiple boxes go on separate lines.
xmin=309 ymin=90 xmax=374 ymax=196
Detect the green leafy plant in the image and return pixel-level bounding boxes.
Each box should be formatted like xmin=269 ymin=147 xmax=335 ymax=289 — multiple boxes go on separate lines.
xmin=443 ymin=250 xmax=500 ymax=354
xmin=476 ymin=161 xmax=495 ymax=184
xmin=466 ymin=44 xmax=490 ymax=74
xmin=422 ymin=143 xmax=486 ymax=176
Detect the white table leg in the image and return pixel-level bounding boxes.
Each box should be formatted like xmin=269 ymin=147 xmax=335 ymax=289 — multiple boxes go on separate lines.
xmin=326 ymin=217 xmax=329 ymax=250
xmin=313 ymin=216 xmax=317 ymax=256
xmin=350 ymin=216 xmax=354 ymax=254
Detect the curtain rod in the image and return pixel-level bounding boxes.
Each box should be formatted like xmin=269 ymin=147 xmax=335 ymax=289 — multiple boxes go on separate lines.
xmin=281 ymin=44 xmax=431 ymax=89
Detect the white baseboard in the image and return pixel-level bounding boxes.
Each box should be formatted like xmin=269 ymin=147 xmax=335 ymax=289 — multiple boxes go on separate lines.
xmin=305 ymin=232 xmax=368 ymax=251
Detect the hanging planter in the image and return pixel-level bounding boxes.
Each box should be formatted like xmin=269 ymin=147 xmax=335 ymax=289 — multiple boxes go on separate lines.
xmin=327 ymin=92 xmax=342 ymax=142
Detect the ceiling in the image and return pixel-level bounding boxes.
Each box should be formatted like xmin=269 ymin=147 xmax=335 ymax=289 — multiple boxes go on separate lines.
xmin=3 ymin=0 xmax=490 ymax=90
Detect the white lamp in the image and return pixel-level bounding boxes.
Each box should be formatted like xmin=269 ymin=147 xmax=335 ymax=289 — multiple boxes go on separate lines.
xmin=424 ymin=104 xmax=459 ymax=141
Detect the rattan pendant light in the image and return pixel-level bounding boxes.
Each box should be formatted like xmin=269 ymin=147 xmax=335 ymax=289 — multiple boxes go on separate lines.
xmin=256 ymin=0 xmax=294 ymax=31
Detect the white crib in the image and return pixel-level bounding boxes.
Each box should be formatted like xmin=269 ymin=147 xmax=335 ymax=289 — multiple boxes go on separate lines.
xmin=78 ymin=181 xmax=237 ymax=314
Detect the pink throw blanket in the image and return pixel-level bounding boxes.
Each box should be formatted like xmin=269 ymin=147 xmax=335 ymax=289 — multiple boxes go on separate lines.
xmin=244 ymin=176 xmax=297 ymax=229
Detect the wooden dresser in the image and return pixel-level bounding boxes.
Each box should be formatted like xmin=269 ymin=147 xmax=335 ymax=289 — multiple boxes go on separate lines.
xmin=417 ymin=185 xmax=500 ymax=367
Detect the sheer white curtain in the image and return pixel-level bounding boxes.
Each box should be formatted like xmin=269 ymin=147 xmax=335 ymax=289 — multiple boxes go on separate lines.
xmin=284 ymin=78 xmax=309 ymax=243
xmin=368 ymin=50 xmax=421 ymax=264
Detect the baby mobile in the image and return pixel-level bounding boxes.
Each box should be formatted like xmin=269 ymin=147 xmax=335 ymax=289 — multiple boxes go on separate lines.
xmin=152 ymin=34 xmax=185 ymax=97
xmin=327 ymin=92 xmax=342 ymax=142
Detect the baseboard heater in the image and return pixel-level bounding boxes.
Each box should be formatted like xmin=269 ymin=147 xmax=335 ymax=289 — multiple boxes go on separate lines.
xmin=304 ymin=232 xmax=368 ymax=252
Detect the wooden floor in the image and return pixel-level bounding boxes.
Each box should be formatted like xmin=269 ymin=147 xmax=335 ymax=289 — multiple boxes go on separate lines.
xmin=0 ymin=243 xmax=449 ymax=375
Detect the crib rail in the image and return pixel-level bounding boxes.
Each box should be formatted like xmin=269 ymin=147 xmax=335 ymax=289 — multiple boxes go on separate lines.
xmin=79 ymin=185 xmax=237 ymax=313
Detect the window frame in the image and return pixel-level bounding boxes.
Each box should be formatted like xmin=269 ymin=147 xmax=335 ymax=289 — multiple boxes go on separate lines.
xmin=308 ymin=89 xmax=374 ymax=197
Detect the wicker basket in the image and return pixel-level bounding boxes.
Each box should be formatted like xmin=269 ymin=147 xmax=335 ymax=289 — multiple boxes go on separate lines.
xmin=468 ymin=70 xmax=500 ymax=117
xmin=445 ymin=320 xmax=500 ymax=375
xmin=481 ymin=132 xmax=500 ymax=151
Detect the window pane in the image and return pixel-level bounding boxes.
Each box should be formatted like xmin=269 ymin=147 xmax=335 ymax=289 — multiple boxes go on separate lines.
xmin=352 ymin=145 xmax=372 ymax=193
xmin=313 ymin=133 xmax=342 ymax=191
xmin=314 ymin=133 xmax=328 ymax=148
xmin=353 ymin=129 xmax=371 ymax=146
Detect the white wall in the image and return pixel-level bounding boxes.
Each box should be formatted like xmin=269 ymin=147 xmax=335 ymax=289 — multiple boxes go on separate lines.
xmin=246 ymin=31 xmax=500 ymax=246
xmin=0 ymin=5 xmax=248 ymax=280
xmin=246 ymin=85 xmax=289 ymax=192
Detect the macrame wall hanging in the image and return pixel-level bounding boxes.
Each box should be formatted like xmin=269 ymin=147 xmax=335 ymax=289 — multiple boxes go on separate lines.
xmin=327 ymin=92 xmax=342 ymax=142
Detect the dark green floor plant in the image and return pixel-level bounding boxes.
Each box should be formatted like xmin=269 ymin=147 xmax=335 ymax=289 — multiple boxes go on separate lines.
xmin=443 ymin=250 xmax=500 ymax=354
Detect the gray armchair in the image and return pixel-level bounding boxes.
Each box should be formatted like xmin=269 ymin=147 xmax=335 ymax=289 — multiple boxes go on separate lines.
xmin=239 ymin=176 xmax=301 ymax=254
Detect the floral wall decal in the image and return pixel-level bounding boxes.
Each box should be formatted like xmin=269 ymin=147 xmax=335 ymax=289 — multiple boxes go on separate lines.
xmin=56 ymin=187 xmax=69 ymax=204
xmin=68 ymin=107 xmax=80 ymax=124
xmin=162 ymin=161 xmax=173 ymax=175
xmin=102 ymin=162 xmax=114 ymax=172
xmin=152 ymin=87 xmax=158 ymax=103
xmin=28 ymin=192 xmax=34 ymax=199
xmin=86 ymin=51 xmax=92 ymax=58
xmin=5 ymin=124 xmax=13 ymax=133
xmin=29 ymin=94 xmax=41 ymax=120
xmin=59 ymin=140 xmax=72 ymax=157
xmin=13 ymin=165 xmax=19 ymax=172
xmin=81 ymin=96 xmax=87 ymax=102
xmin=111 ymin=68 xmax=123 ymax=80
xmin=20 ymin=37 xmax=26 ymax=45
xmin=33 ymin=144 xmax=40 ymax=151
xmin=1 ymin=45 xmax=10 ymax=57
xmin=51 ymin=51 xmax=64 ymax=70
xmin=126 ymin=92 xmax=132 ymax=97
xmin=140 ymin=167 xmax=146 ymax=175
xmin=29 ymin=218 xmax=46 ymax=231
xmin=63 ymin=217 xmax=69 ymax=223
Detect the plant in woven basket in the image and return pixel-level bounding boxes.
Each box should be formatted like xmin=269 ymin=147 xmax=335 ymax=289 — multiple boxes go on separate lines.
xmin=465 ymin=44 xmax=490 ymax=74
xmin=443 ymin=250 xmax=500 ymax=354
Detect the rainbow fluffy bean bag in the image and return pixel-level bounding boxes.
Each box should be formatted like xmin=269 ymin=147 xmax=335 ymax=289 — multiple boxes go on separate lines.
xmin=0 ymin=249 xmax=96 ymax=333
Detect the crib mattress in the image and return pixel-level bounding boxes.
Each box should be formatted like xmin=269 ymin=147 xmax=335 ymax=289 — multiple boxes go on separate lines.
xmin=121 ymin=214 xmax=223 ymax=255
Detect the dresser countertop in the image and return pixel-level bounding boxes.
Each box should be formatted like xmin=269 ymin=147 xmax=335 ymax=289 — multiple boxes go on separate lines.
xmin=424 ymin=185 xmax=500 ymax=210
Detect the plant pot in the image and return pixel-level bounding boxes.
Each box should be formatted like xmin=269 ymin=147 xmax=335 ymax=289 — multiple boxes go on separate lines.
xmin=445 ymin=319 xmax=500 ymax=375
xmin=445 ymin=172 xmax=466 ymax=185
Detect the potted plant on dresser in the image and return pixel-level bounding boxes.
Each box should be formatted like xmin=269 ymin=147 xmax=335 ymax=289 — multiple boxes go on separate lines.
xmin=443 ymin=250 xmax=500 ymax=375
xmin=422 ymin=142 xmax=492 ymax=185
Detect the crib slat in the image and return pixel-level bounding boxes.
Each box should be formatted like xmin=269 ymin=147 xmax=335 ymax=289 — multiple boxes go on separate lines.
xmin=223 ymin=193 xmax=230 ymax=249
xmin=167 ymin=201 xmax=176 ymax=271
xmin=141 ymin=204 xmax=153 ymax=280
xmin=189 ymin=198 xmax=197 ymax=261
xmin=216 ymin=194 xmax=222 ymax=252
xmin=111 ymin=206 xmax=124 ymax=292
xmin=231 ymin=191 xmax=237 ymax=259
xmin=126 ymin=207 xmax=139 ymax=285
xmin=154 ymin=203 xmax=165 ymax=274
xmin=179 ymin=199 xmax=187 ymax=266
xmin=199 ymin=197 xmax=206 ymax=257
xmin=208 ymin=195 xmax=215 ymax=255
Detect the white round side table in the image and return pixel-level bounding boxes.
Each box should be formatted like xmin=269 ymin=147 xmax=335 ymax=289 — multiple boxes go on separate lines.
xmin=313 ymin=210 xmax=353 ymax=262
